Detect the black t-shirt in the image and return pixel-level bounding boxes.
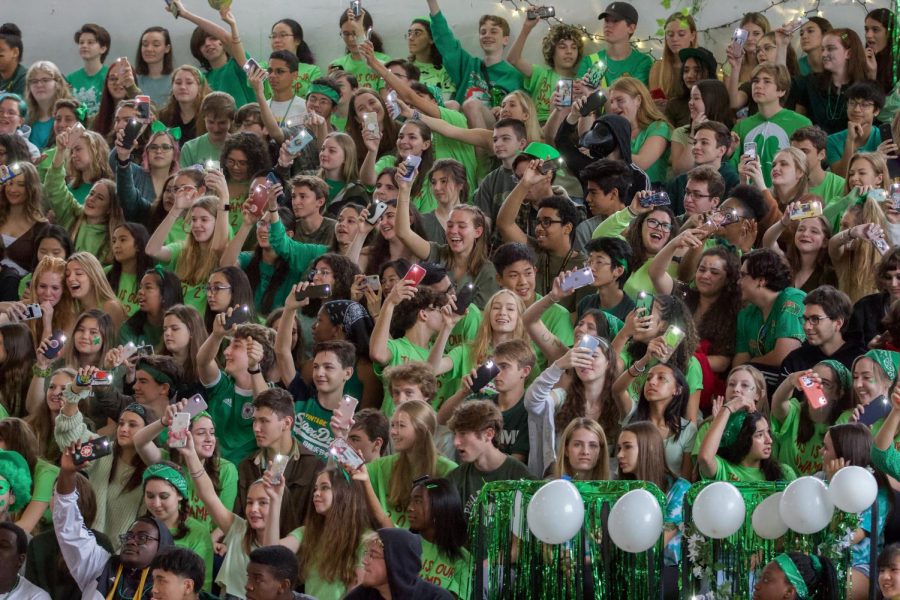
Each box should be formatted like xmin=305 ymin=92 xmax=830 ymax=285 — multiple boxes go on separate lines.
xmin=781 ymin=339 xmax=867 ymax=377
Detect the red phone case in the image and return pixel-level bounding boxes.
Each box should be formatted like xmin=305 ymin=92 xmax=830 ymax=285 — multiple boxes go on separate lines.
xmin=404 ymin=264 xmax=426 ymax=285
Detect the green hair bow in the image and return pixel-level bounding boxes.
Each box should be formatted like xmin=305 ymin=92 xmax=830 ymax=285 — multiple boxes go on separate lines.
xmin=150 ymin=120 xmax=182 ymax=141
xmin=74 ymin=104 xmax=89 ymax=124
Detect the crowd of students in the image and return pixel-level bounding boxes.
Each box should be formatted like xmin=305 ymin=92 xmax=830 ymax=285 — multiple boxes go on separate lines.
xmin=1 ymin=0 xmax=900 ymax=597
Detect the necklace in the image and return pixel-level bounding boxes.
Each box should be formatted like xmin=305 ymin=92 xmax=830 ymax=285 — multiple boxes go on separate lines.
xmin=824 ymin=83 xmax=844 ymax=123
xmin=0 ymin=576 xmax=19 ymax=599
xmin=268 ymin=95 xmax=296 ymax=127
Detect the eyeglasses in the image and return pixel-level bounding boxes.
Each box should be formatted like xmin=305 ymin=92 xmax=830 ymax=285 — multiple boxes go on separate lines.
xmin=535 ymin=217 xmax=563 ymax=229
xmin=119 ymin=532 xmax=159 ymax=546
xmin=405 ymin=29 xmax=427 ymax=39
xmin=848 ymin=99 xmax=876 ymax=109
xmin=340 ymin=32 xmax=358 ymax=39
xmin=206 ymin=284 xmax=232 ymax=294
xmin=225 ymin=157 xmax=249 ymax=168
xmin=269 ymin=33 xmax=294 ymax=40
xmin=309 ymin=268 xmax=333 ymax=278
xmin=802 ymin=315 xmax=831 ymax=325
xmin=148 ymin=144 xmax=174 ymax=152
xmin=645 ymin=218 xmax=673 ymax=232
xmin=0 ymin=110 xmax=20 ymax=118
xmin=174 ymin=185 xmax=196 ymax=193
xmin=684 ymin=189 xmax=711 ymax=199
xmin=29 ymin=78 xmax=54 ymax=86
xmin=584 ymin=258 xmax=611 ymax=268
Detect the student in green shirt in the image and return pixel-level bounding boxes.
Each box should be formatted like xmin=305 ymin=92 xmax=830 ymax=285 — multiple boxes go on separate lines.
xmin=828 ymin=81 xmax=887 ymax=177
xmin=791 ymin=126 xmax=847 ymax=207
xmin=698 ymin=394 xmax=795 ymax=482
xmin=507 ymin=20 xmax=583 ymax=123
xmin=118 ymin=267 xmax=183 ymax=349
xmin=331 ymin=10 xmax=392 ymax=92
xmin=607 ymin=77 xmax=672 ymax=184
xmin=107 ymin=223 xmax=154 ymax=317
xmin=267 ymin=18 xmax=322 ymax=99
xmin=179 ymin=92 xmax=236 ymax=169
xmin=405 ymin=17 xmax=456 ymax=102
xmin=142 ymin=463 xmax=215 ymax=591
xmin=578 ymin=1 xmax=653 ymax=86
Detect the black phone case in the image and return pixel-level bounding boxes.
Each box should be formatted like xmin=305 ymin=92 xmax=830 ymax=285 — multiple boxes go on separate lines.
xmin=454 ymin=285 xmax=476 ymax=315
xmin=74 ymin=437 xmax=112 ymax=465
xmin=224 ymin=308 xmax=251 ymax=329
xmin=470 ymin=363 xmax=500 ymax=393
xmin=295 ymin=284 xmax=332 ymax=300
xmin=121 ymin=121 xmax=142 ymax=148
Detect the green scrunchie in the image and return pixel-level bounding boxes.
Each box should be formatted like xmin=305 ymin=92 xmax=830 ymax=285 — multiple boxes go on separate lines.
xmin=142 ymin=463 xmax=189 ymax=497
xmin=773 ymin=553 xmax=821 ymax=600
xmin=307 ymin=83 xmax=340 ymax=105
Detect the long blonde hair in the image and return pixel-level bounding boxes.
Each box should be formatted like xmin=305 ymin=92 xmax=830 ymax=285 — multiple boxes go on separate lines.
xmin=609 ymin=77 xmax=672 ymax=131
xmin=158 ymin=65 xmax=211 ymax=127
xmin=502 ymin=90 xmax=543 ymax=143
xmin=67 ymin=130 xmax=113 ymax=189
xmin=468 ymin=289 xmax=526 ymax=366
xmin=317 ymin=132 xmax=359 ymax=184
xmin=771 ymin=147 xmax=809 ymax=208
xmin=658 ymin=13 xmax=698 ymax=98
xmin=175 ymin=196 xmax=222 ymax=285
xmin=555 ymin=418 xmax=610 ymax=480
xmin=0 ymin=162 xmax=46 ymax=226
xmin=66 ymin=252 xmax=120 ymax=312
xmin=835 ymin=197 xmax=889 ymax=302
xmin=25 ymin=60 xmax=71 ymax=122
xmin=68 ymin=179 xmax=123 ymax=264
xmin=844 ymin=152 xmax=890 ymax=194
xmin=387 ymin=400 xmax=439 ymax=513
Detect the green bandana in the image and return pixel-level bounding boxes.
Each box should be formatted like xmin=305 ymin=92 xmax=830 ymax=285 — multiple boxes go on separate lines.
xmin=720 ymin=410 xmax=748 ymax=448
xmin=123 ymin=402 xmax=150 ymax=424
xmin=773 ymin=553 xmax=820 ymax=600
xmin=817 ymin=360 xmax=851 ymax=392
xmin=191 ymin=410 xmax=212 ymax=424
xmin=308 ymin=84 xmax=340 ymax=105
xmin=861 ymin=349 xmax=899 ymax=382
xmin=136 ymin=360 xmax=174 ymax=387
xmin=142 ymin=463 xmax=189 ymax=497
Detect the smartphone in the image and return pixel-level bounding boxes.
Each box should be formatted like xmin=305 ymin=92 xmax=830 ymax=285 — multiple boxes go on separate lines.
xmin=578 ymin=334 xmax=601 ymax=353
xmin=386 ymin=90 xmax=401 ymax=119
xmin=366 ymin=200 xmax=388 ymax=224
xmin=364 ymin=27 xmax=373 ymax=42
xmin=350 ymin=0 xmax=361 ymax=17
xmin=871 ymin=236 xmax=891 ymax=255
xmin=743 ymin=141 xmax=757 ymax=160
xmin=266 ymin=172 xmax=280 ymax=187
xmin=135 ymin=344 xmax=154 ymax=358
xmin=663 ymin=324 xmax=685 ymax=349
xmin=470 ymin=359 xmax=501 ymax=393
xmin=365 ymin=275 xmax=381 ymax=291
xmin=295 ymin=284 xmax=332 ymax=300
xmin=168 ymin=412 xmax=191 ymax=448
xmin=538 ymin=159 xmax=560 ymax=175
xmin=859 ymin=395 xmax=892 ymax=426
xmin=330 ymin=437 xmax=364 ymax=470
xmin=580 ymin=90 xmax=607 ymax=117
xmin=224 ymin=304 xmax=251 ymax=329
xmin=403 ymin=263 xmax=427 ymax=285
xmin=868 ymin=188 xmax=888 ymax=203
xmin=243 ymin=58 xmax=267 ymax=79
xmin=285 ymin=127 xmax=314 ymax=155
xmin=891 ymin=183 xmax=900 ymax=210
xmin=557 ymin=79 xmax=573 ymax=107
xmin=71 ymin=122 xmax=86 ymax=138
xmin=799 ymin=375 xmax=827 ymax=409
xmin=164 ymin=0 xmax=180 ymax=17
xmin=785 ymin=17 xmax=809 ymax=34
xmin=268 ymin=453 xmax=290 ymax=484
xmin=561 ymin=267 xmax=594 ymax=293
xmin=879 ymin=122 xmax=894 ymax=143
xmin=121 ymin=119 xmax=142 ymax=150
xmin=205 ymin=159 xmax=221 ymax=171
xmin=334 ymin=395 xmax=358 ymax=432
xmin=454 ymin=283 xmax=476 ymax=316
xmin=75 ymin=370 xmax=113 ymax=386
xmin=246 ymin=184 xmax=269 ymax=217
xmin=0 ymin=162 xmax=23 ymax=184
xmin=73 ymin=436 xmax=113 ymax=465
xmin=22 ymin=303 xmax=43 ymax=321
xmin=640 ymin=191 xmax=671 ymax=208
xmin=134 ymin=95 xmax=151 ymax=122
xmin=714 ymin=208 xmax=741 ymax=227
xmin=399 ymin=154 xmax=422 ymax=182
xmin=584 ymin=62 xmax=606 ymax=89
xmin=789 ymin=201 xmax=823 ymax=220
xmin=361 ymin=111 xmax=380 ymax=137
xmin=527 ymin=6 xmax=555 ymax=18
xmin=183 ymin=393 xmax=209 ymax=417
xmin=732 ymin=28 xmax=749 ymax=55
xmin=43 ymin=331 xmax=66 ymax=360
xmin=635 ymin=291 xmax=653 ymax=314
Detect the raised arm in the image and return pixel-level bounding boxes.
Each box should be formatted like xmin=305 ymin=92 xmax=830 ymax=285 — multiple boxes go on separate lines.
xmin=248 ymin=67 xmax=286 ymax=144
xmin=394 ymin=175 xmax=431 ymax=259
xmin=220 ymin=205 xmax=256 ymax=267
xmin=178 ymin=435 xmax=236 ymax=533
xmin=205 ymin=169 xmax=231 ymax=253
xmin=426 ymin=307 xmax=462 ymax=376
xmin=523 ymin=274 xmax=574 ymax=363
xmin=506 ymin=17 xmax=538 ymax=78
xmin=648 ymin=229 xmax=704 ymax=295
xmin=497 ymin=161 xmax=547 ymax=244
xmin=771 ymin=370 xmax=809 ymax=422
xmin=370 ymin=280 xmax=416 ymax=366
xmin=698 ymin=396 xmax=754 ymax=479
xmin=172 ymin=1 xmax=243 ymax=60
xmin=197 ymin=314 xmax=227 ymax=386
xmin=147 ymin=190 xmax=193 ymax=263
xmin=360 ymin=43 xmax=440 ymax=119
xmin=274 ymin=289 xmax=306 ymax=387
xmin=132 ymin=414 xmax=167 ymax=466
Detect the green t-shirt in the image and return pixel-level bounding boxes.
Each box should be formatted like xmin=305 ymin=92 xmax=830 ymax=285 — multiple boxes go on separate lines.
xmin=374 ymin=337 xmax=432 ymax=417
xmin=735 ymin=287 xmax=806 ymax=358
xmin=826 ymin=127 xmax=882 ymax=166
xmin=447 ymin=456 xmax=534 ymax=517
xmin=67 ymin=65 xmax=109 ymax=115
xmin=706 ymin=455 xmax=797 ymax=482
xmin=434 ymin=107 xmax=478 ymax=199
xmin=374 ymin=155 xmax=436 ymax=213
xmin=331 ymin=113 xmax=348 ymax=132
xmin=445 ymin=306 xmax=483 ymax=350
xmin=32 ymin=458 xmax=59 ymax=526
xmin=292 ymin=63 xmax=324 ymax=99
xmin=179 ymin=133 xmax=224 ymax=169
xmin=205 ymin=370 xmax=257 ymax=464
xmin=162 ymin=242 xmax=208 ymax=316
xmin=292 ymin=396 xmax=335 ymax=461
xmin=420 ymin=539 xmax=473 ymax=600
xmin=175 ymin=517 xmax=215 ymax=591
xmin=329 ymin=52 xmax=392 ymax=91
xmin=771 ymin=398 xmax=828 ymax=476
xmin=289 ymin=526 xmax=363 ymax=600
xmin=206 ymin=56 xmax=256 ymax=108
xmin=524 ymin=64 xmax=563 ymax=123
xmin=367 ymin=453 xmax=458 ymax=528
xmin=809 ymin=171 xmax=848 ymax=207
xmin=185 ymin=457 xmax=238 ymax=532
xmin=731 ymin=109 xmax=813 ymax=187
xmin=414 ymin=61 xmax=456 ymax=101
xmin=624 ymin=259 xmax=679 ymax=301
xmin=237 ymin=252 xmax=297 ymax=314
xmin=633 ymin=120 xmax=671 ymax=184
xmin=577 ymin=48 xmax=654 ymax=86
xmin=111 ymin=270 xmax=140 ymax=317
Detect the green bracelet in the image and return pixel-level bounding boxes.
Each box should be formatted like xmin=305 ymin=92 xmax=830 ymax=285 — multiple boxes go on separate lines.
xmin=32 ymin=365 xmax=52 ymax=378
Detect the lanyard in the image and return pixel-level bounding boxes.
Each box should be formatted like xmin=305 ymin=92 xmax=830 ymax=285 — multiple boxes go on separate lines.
xmin=542 ymin=248 xmax=574 ymax=292
xmin=269 ymin=96 xmax=296 ymax=127
xmin=106 ymin=565 xmax=149 ymax=600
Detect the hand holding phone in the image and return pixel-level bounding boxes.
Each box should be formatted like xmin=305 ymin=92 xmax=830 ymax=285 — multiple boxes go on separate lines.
xmin=453 ymin=284 xmax=476 ymax=316
xmin=561 ymin=267 xmax=594 ymax=293
xmin=403 ymin=264 xmax=427 ymax=285
xmin=295 ymin=284 xmax=332 ymax=301
xmin=799 ymin=375 xmax=827 ymax=409
xmin=470 ymin=359 xmax=500 ymax=393
xmin=168 ymin=412 xmax=191 ymax=448
xmin=224 ymin=305 xmax=251 ymax=329
xmin=73 ymin=437 xmax=113 ymax=465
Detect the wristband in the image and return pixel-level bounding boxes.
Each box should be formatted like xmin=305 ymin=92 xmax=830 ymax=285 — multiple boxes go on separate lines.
xmin=223 ymin=204 xmax=231 ymax=211
xmin=411 ymin=109 xmax=421 ymax=121
xmin=722 ymin=404 xmax=734 ymax=414
xmin=248 ymin=367 xmax=261 ymax=375
xmin=631 ymin=362 xmax=647 ymax=374
xmin=190 ymin=467 xmax=206 ymax=479
xmin=32 ymin=365 xmax=52 ymax=378
xmin=268 ymin=208 xmax=278 ymax=213
xmin=62 ymin=382 xmax=91 ymax=404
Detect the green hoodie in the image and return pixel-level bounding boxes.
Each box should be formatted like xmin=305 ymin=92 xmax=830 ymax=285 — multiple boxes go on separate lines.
xmin=44 ymin=163 xmax=110 ymax=262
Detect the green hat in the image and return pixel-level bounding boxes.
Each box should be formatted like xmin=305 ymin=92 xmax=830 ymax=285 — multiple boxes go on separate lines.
xmin=817 ymin=360 xmax=851 ymax=392
xmin=720 ymin=410 xmax=748 ymax=448
xmin=411 ymin=15 xmax=432 ymax=25
xmin=515 ymin=142 xmax=561 ymax=163
xmin=858 ymin=349 xmax=900 ymax=382
xmin=142 ymin=463 xmax=189 ymax=498
xmin=0 ymin=450 xmax=32 ymax=512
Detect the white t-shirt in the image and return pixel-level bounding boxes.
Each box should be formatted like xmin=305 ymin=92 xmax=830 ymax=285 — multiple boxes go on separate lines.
xmin=9 ymin=577 xmax=51 ymax=600
xmin=268 ymin=96 xmax=307 ymax=127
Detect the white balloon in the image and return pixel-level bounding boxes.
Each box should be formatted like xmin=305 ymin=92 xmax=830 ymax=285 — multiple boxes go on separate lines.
xmin=780 ymin=476 xmax=834 ymax=534
xmin=751 ymin=492 xmax=788 ymax=540
xmin=693 ymin=482 xmax=746 ymax=539
xmin=608 ymin=489 xmax=664 ymax=553
xmin=526 ymin=479 xmax=585 ymax=544
xmin=830 ymin=466 xmax=878 ymax=514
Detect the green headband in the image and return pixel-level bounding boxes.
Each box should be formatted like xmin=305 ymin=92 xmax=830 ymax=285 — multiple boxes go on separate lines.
xmin=191 ymin=410 xmax=212 ymax=424
xmin=773 ymin=554 xmax=821 ymax=600
xmin=142 ymin=463 xmax=189 ymax=497
xmin=818 ymin=359 xmax=851 ymax=392
xmin=720 ymin=410 xmax=748 ymax=448
xmin=308 ymin=84 xmax=340 ymax=105
xmin=136 ymin=360 xmax=175 ymax=387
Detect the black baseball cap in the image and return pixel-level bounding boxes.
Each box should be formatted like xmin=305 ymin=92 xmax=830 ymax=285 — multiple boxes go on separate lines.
xmin=598 ymin=2 xmax=638 ymax=25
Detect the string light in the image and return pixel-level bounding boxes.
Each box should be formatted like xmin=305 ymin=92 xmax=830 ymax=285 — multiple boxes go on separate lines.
xmin=497 ymin=0 xmax=879 ymax=59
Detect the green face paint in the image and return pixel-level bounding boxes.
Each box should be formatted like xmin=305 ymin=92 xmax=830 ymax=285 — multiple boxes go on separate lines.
xmin=92 ymin=335 xmax=102 ymax=345
xmin=0 ymin=478 xmax=9 ymax=509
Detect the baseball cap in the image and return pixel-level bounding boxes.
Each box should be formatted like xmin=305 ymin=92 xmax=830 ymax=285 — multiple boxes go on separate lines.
xmin=513 ymin=142 xmax=561 ymax=167
xmin=598 ymin=2 xmax=638 ymax=25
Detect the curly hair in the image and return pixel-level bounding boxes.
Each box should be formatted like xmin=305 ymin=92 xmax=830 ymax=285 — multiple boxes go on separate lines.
xmin=219 ymin=132 xmax=271 ymax=182
xmin=389 ymin=286 xmax=444 ymax=339
xmin=743 ymin=248 xmax=793 ymax=291
xmin=541 ymin=24 xmax=585 ymax=68
xmin=67 ymin=130 xmax=113 ymax=189
xmin=301 ymin=253 xmax=361 ymax=318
